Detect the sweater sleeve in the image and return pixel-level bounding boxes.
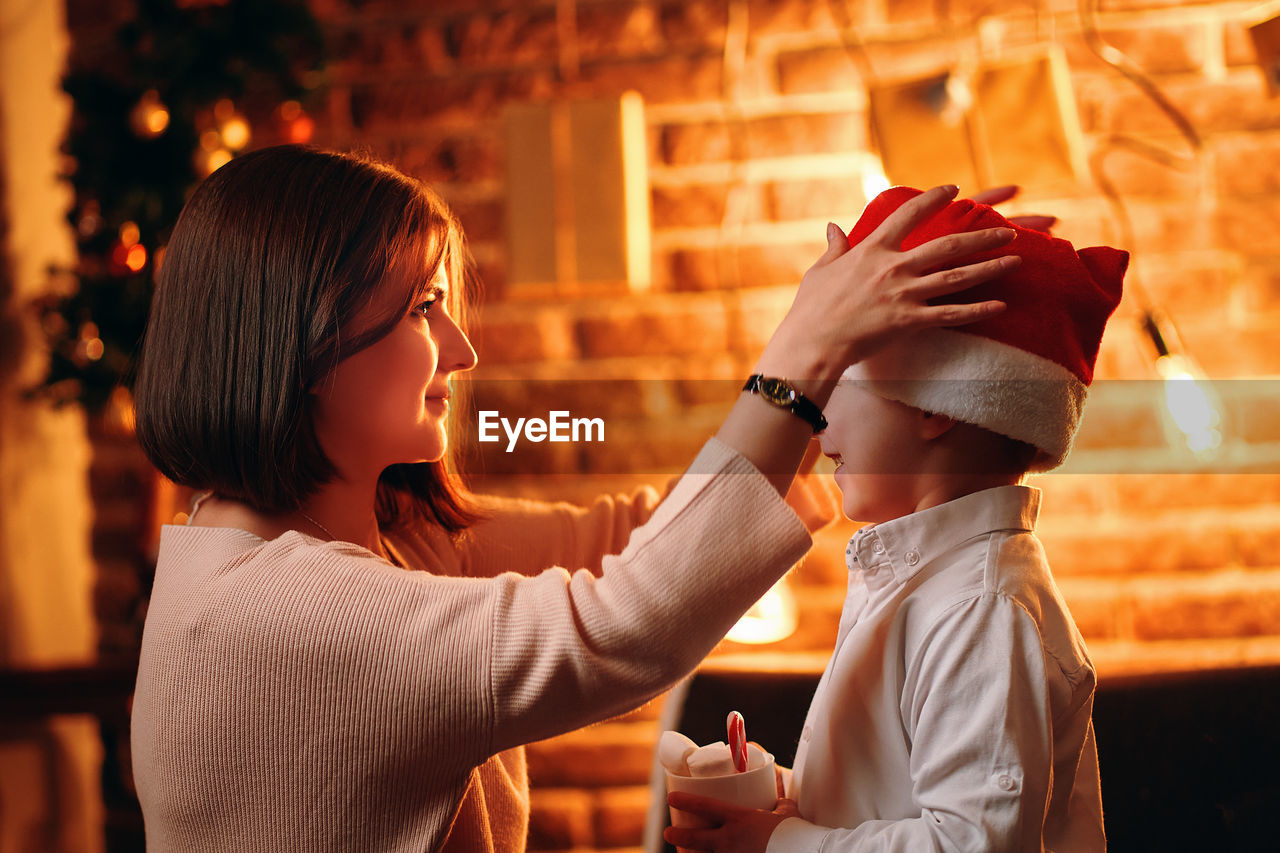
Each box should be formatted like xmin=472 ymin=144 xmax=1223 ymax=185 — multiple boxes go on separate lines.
xmin=485 ymin=437 xmax=811 ymax=752
xmin=459 ymin=485 xmax=663 ymax=579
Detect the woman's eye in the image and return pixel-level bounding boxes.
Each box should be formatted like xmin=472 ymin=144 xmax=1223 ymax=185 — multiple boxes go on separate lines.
xmin=413 ymin=286 xmax=445 ymax=317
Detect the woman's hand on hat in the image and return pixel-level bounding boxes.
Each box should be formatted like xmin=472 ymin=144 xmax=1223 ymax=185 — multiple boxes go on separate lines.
xmin=770 ymin=184 xmax=1020 ymax=371
xmin=970 ymin=184 xmax=1057 ymax=234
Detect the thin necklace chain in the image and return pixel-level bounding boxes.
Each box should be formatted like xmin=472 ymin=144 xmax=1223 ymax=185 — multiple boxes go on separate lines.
xmin=298 ymin=509 xmax=337 ymax=541
xmin=297 ymin=509 xmax=401 ymax=568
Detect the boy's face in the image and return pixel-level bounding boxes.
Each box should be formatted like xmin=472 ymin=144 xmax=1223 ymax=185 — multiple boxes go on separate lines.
xmin=820 ymin=381 xmax=930 ymax=524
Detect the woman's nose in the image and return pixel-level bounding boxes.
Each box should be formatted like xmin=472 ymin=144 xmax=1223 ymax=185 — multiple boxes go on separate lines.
xmin=441 ymin=315 xmax=478 ymax=373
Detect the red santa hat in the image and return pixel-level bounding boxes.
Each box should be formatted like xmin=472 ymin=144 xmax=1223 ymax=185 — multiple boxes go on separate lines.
xmin=841 ymin=186 xmax=1128 ymax=471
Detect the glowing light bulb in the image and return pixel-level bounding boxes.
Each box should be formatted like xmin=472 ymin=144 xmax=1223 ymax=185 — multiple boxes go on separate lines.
xmin=119 ymin=221 xmax=140 ymax=247
xmin=220 ymin=116 xmax=251 ymax=151
xmin=726 ymin=577 xmax=798 ymax=645
xmin=1155 ymin=353 xmax=1223 ymax=458
xmin=1142 ymin=312 xmax=1226 ymax=461
xmin=78 ymin=322 xmax=104 ymax=362
xmin=125 ymin=244 xmax=148 ymax=272
xmin=279 ymin=100 xmax=314 ymax=143
xmin=208 ymin=149 xmax=233 ymax=172
xmin=198 ymin=148 xmax=234 ymax=176
xmin=287 ymin=114 xmax=315 ymax=144
xmin=146 ymin=106 xmax=170 ymax=135
xmin=861 ymin=165 xmax=892 ymax=203
xmin=131 ymin=90 xmax=170 ymax=138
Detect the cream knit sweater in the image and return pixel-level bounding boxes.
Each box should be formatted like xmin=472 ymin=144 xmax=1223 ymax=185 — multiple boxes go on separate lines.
xmin=131 ymin=438 xmax=810 ymax=851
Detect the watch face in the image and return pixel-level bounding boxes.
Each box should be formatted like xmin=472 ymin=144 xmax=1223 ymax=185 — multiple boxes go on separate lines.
xmin=757 ymin=377 xmax=795 ymax=406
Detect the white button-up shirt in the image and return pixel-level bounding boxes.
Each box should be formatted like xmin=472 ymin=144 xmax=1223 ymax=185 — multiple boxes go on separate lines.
xmin=768 ymin=485 xmax=1105 ymax=852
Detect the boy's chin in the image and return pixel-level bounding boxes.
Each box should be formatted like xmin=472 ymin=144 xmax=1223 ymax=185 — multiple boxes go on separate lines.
xmin=836 ymin=475 xmax=907 ymax=525
xmin=839 ymin=484 xmax=911 ymax=525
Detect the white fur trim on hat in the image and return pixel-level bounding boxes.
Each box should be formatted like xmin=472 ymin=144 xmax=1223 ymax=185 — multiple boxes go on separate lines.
xmin=841 ymin=328 xmax=1089 ymax=471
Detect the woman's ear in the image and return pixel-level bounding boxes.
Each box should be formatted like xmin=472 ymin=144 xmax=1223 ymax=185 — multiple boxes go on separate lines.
xmin=919 ymin=410 xmax=957 ymax=441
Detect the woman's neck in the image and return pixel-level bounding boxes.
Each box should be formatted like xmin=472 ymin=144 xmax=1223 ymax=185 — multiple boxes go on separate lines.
xmin=296 ymin=481 xmax=384 ymax=553
xmin=189 ymin=477 xmax=390 ymax=560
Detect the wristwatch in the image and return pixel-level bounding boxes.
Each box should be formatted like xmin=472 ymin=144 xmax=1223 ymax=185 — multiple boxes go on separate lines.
xmin=742 ymin=374 xmax=828 ymax=434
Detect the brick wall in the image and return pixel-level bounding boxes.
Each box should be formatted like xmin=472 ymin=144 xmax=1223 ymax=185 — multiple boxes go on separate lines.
xmin=66 ymin=0 xmax=1280 ymax=849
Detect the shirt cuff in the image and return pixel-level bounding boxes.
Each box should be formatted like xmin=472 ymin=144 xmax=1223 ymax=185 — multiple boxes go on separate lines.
xmin=766 ymin=817 xmax=831 ymax=853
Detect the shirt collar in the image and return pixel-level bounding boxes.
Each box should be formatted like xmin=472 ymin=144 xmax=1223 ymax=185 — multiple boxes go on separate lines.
xmin=844 ymin=485 xmax=1041 ymax=588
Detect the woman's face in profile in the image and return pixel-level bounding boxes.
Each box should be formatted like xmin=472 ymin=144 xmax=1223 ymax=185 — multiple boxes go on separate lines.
xmin=310 ymin=261 xmax=478 ymax=483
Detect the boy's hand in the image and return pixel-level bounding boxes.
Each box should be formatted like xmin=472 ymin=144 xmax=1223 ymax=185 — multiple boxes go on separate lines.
xmin=664 ymin=791 xmax=800 ymax=853
xmin=783 ymin=439 xmax=842 ymax=532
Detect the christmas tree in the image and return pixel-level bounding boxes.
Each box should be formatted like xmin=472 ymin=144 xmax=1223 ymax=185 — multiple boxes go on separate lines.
xmin=37 ymin=0 xmax=325 ymax=414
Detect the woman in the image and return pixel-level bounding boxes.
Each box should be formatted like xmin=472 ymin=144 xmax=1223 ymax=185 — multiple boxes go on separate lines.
xmin=130 ymin=145 xmax=1017 ymax=851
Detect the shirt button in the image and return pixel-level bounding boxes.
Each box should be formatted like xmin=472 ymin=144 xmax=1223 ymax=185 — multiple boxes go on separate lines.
xmin=871 ymin=539 xmax=885 ymax=554
xmin=997 ymin=774 xmax=1017 ymax=792
xmin=905 ymin=550 xmax=920 ymax=566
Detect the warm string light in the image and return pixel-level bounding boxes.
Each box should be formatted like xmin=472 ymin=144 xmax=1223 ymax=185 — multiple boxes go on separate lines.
xmin=278 ymin=100 xmax=315 ymax=144
xmin=860 ymin=167 xmax=892 ymax=202
xmin=1142 ymin=313 xmax=1225 ymax=459
xmin=130 ymin=89 xmax=170 ymax=138
xmin=108 ymin=220 xmax=148 ymax=274
xmin=40 ymin=0 xmax=324 ymax=412
xmin=76 ymin=321 xmax=104 ymax=364
xmin=726 ymin=578 xmax=798 ymax=645
xmin=195 ymin=98 xmax=251 ymax=176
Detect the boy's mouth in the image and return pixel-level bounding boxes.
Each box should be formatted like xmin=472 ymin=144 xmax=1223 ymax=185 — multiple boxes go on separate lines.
xmin=824 ymin=451 xmax=844 ymax=467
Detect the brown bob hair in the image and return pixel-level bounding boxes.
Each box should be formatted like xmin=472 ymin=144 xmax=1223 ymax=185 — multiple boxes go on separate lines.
xmin=134 ymin=145 xmax=481 ymax=532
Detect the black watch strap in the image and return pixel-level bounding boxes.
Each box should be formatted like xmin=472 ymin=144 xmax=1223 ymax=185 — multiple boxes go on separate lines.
xmin=742 ymin=374 xmax=828 ymax=434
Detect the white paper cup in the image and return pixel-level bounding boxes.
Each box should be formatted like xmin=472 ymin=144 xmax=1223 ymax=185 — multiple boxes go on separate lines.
xmin=665 ymin=754 xmax=778 ymax=845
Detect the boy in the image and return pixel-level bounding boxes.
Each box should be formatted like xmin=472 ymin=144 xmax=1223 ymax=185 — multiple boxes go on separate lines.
xmin=665 ymin=186 xmax=1128 ymax=852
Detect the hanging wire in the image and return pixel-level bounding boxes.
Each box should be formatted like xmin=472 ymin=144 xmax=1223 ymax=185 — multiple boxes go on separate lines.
xmin=825 ymin=0 xmax=896 ymax=199
xmin=1078 ymin=0 xmax=1202 ymax=316
xmin=826 ymin=0 xmax=879 ymax=86
xmin=1078 ymin=0 xmax=1225 ymax=458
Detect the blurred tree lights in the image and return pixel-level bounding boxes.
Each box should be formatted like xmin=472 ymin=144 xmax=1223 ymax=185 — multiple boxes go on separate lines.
xmin=33 ymin=0 xmax=324 ymax=412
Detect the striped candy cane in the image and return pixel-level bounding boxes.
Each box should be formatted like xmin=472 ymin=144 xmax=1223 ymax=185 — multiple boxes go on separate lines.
xmin=727 ymin=710 xmax=747 ymax=773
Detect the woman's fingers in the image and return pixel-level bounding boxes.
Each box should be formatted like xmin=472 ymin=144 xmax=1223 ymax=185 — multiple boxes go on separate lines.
xmin=970 ymin=184 xmax=1019 ymax=207
xmin=970 ymin=184 xmax=1059 ymax=234
xmin=903 ymin=226 xmax=1016 ymax=274
xmin=811 ymin=221 xmax=850 ymax=268
xmin=912 ymin=297 xmax=1007 ymax=329
xmin=869 ymin=184 xmax=959 ymax=248
xmin=1007 ymin=213 xmax=1056 ymax=234
xmin=911 ymin=253 xmax=1021 ymax=301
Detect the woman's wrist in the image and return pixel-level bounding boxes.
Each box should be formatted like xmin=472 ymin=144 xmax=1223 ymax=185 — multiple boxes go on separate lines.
xmin=753 ymin=331 xmax=845 ymax=409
